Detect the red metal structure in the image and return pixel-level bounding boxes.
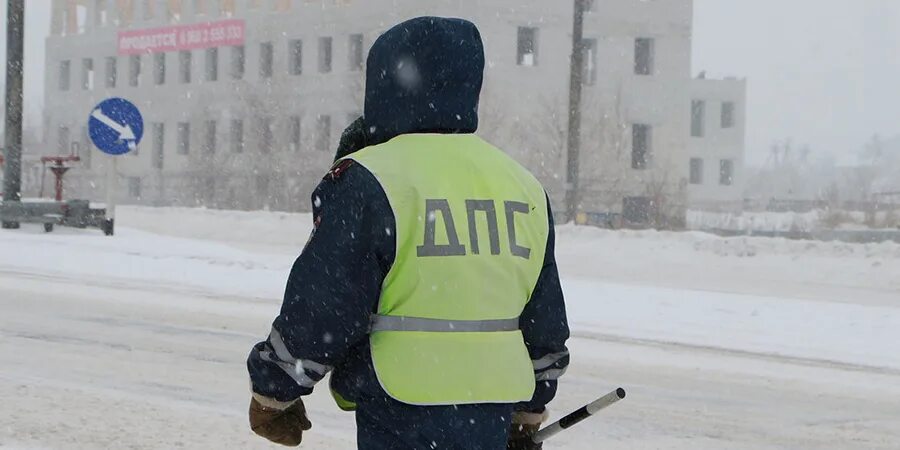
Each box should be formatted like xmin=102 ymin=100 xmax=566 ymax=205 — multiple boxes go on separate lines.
xmin=40 ymin=155 xmax=81 ymax=201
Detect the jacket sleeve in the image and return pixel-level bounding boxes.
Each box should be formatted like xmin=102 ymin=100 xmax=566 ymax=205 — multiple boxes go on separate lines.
xmin=247 ymin=162 xmax=393 ymax=403
xmin=516 ymin=197 xmax=570 ymax=413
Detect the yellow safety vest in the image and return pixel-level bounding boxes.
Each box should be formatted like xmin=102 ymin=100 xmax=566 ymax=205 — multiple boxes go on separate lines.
xmin=342 ymin=133 xmax=549 ymax=405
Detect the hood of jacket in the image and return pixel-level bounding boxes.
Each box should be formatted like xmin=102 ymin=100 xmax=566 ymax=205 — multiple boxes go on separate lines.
xmin=364 ymin=16 xmax=485 ymax=147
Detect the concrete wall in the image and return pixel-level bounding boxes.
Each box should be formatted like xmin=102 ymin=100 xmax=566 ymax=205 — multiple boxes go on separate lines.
xmin=43 ymin=0 xmax=745 ymax=218
xmin=688 ymin=77 xmax=747 ymax=211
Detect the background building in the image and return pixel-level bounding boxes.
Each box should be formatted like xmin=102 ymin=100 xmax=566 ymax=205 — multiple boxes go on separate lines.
xmin=42 ymin=0 xmax=746 ymax=223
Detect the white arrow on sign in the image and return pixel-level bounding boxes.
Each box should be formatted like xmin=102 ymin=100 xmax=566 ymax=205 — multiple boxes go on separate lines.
xmin=91 ymin=108 xmax=137 ymax=150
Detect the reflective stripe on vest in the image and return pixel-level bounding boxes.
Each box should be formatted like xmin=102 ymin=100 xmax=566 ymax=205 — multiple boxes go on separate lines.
xmin=370 ymin=315 xmax=520 ymax=333
xmin=343 ymin=133 xmax=549 ymax=406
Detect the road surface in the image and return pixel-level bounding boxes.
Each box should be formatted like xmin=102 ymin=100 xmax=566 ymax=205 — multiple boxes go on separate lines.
xmin=1 ymin=271 xmax=898 ymax=449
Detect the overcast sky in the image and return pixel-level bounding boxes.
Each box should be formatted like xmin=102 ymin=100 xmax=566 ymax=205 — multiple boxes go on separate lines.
xmin=3 ymin=1 xmax=899 ymax=166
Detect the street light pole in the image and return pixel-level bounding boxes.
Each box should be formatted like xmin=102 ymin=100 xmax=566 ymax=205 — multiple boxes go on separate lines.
xmin=3 ymin=0 xmax=25 ymax=229
xmin=565 ymin=0 xmax=587 ymax=223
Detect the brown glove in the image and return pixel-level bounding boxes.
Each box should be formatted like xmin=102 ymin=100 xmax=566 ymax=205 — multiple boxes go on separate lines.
xmin=507 ymin=410 xmax=547 ymax=450
xmin=249 ymin=395 xmax=312 ymax=447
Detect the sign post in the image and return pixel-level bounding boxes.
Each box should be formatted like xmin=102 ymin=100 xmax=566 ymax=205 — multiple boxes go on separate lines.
xmin=88 ymin=98 xmax=144 ymax=236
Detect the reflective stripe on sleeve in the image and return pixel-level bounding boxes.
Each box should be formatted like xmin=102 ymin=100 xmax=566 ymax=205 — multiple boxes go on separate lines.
xmin=262 ymin=326 xmax=333 ymax=389
xmin=535 ymin=367 xmax=568 ymax=382
xmin=532 ymin=350 xmax=569 ymax=371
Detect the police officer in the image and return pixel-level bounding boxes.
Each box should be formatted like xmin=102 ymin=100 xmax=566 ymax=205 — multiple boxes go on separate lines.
xmin=247 ymin=17 xmax=569 ymax=449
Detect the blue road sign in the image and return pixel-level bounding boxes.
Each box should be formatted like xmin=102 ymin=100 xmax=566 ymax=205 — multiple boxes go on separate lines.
xmin=88 ymin=98 xmax=144 ymax=156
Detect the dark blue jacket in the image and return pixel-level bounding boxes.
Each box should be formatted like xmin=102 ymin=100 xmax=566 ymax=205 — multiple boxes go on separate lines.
xmin=247 ymin=17 xmax=569 ymax=446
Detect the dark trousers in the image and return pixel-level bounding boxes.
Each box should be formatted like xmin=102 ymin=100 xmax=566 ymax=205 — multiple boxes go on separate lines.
xmin=355 ymin=396 xmax=513 ymax=450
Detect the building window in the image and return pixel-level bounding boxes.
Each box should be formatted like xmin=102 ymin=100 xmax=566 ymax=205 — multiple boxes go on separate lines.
xmin=581 ymin=38 xmax=597 ymax=85
xmin=58 ymin=126 xmax=70 ymax=153
xmin=316 ymin=115 xmax=331 ymax=151
xmin=82 ymin=58 xmax=94 ymax=90
xmin=230 ymin=45 xmax=245 ymax=79
xmin=631 ymin=124 xmax=652 ymax=170
xmin=257 ymin=117 xmax=273 ymax=153
xmin=152 ymin=122 xmax=164 ymax=169
xmin=105 ymin=56 xmax=117 ymax=88
xmin=260 ymin=42 xmax=274 ymax=78
xmin=517 ymin=27 xmax=538 ymax=66
xmin=689 ymin=158 xmax=704 ymax=184
xmin=179 ymin=51 xmax=192 ymax=83
xmin=287 ymin=39 xmax=303 ymax=75
xmin=222 ymin=0 xmax=235 ymax=16
xmin=348 ymin=34 xmax=364 ymax=71
xmin=128 ymin=177 xmax=142 ymax=198
xmin=318 ymin=37 xmax=333 ymax=73
xmin=289 ymin=115 xmax=301 ymax=151
xmin=60 ymin=60 xmax=71 ymax=91
xmin=166 ymin=0 xmax=182 ymax=21
xmin=204 ymin=120 xmax=217 ymax=153
xmin=95 ymin=0 xmax=108 ymax=26
xmin=205 ymin=47 xmax=218 ymax=81
xmin=177 ymin=122 xmax=190 ymax=154
xmin=231 ymin=119 xmax=244 ymax=153
xmin=721 ymin=101 xmax=735 ymax=129
xmin=142 ymin=0 xmax=154 ymax=20
xmin=691 ymin=100 xmax=705 ymax=137
xmin=720 ymin=159 xmax=734 ymax=186
xmin=153 ymin=53 xmax=166 ymax=85
xmin=129 ymin=55 xmax=141 ymax=87
xmin=634 ymin=37 xmax=654 ymax=75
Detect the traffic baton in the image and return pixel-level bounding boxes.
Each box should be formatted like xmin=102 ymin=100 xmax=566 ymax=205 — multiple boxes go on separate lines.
xmin=533 ymin=388 xmax=626 ymax=443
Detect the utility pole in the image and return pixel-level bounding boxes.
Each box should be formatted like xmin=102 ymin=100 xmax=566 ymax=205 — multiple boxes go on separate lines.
xmin=564 ymin=0 xmax=586 ymax=223
xmin=2 ymin=0 xmax=25 ymax=229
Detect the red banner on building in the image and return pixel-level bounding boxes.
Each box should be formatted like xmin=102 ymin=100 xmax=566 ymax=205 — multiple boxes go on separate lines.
xmin=118 ymin=19 xmax=245 ymax=55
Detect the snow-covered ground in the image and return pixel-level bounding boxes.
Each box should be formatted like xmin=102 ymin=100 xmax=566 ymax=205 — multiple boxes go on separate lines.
xmin=1 ymin=206 xmax=899 ymax=449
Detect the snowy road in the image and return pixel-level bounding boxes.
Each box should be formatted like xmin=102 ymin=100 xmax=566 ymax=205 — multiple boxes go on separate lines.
xmin=2 ymin=271 xmax=898 ymax=449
